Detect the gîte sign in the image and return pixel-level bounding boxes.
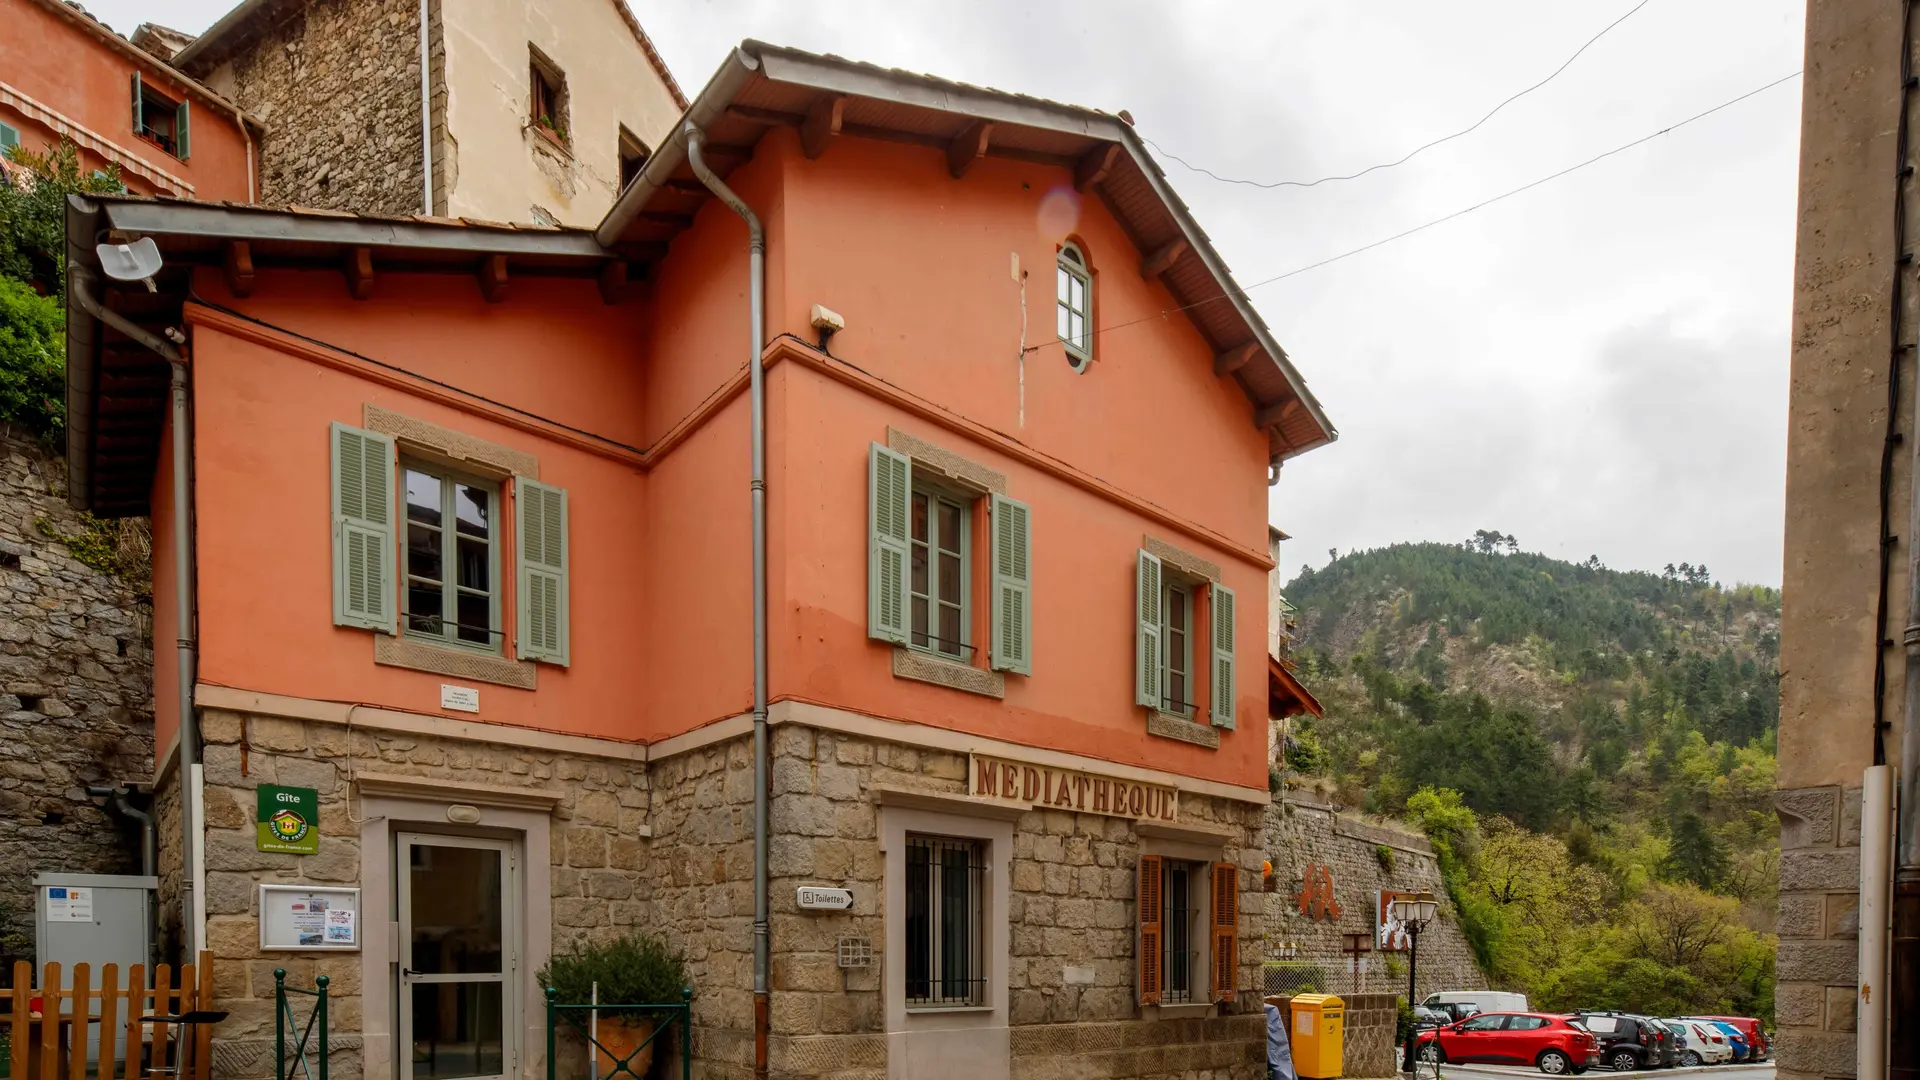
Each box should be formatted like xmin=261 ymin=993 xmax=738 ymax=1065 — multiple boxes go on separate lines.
xmin=969 ymin=755 xmax=1179 ymax=822
xmin=796 ymin=887 xmax=854 ymax=911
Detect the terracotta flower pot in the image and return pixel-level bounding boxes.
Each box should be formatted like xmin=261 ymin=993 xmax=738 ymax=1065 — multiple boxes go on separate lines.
xmin=593 ymin=1016 xmax=656 ymax=1079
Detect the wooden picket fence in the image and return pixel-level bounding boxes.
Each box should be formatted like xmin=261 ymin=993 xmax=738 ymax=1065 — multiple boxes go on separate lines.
xmin=0 ymin=954 xmax=213 ymax=1080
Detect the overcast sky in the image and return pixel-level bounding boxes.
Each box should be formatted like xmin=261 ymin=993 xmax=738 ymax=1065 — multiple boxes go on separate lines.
xmin=80 ymin=0 xmax=1806 ymax=586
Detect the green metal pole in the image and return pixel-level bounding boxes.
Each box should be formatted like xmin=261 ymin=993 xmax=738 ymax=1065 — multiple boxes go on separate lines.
xmin=274 ymin=969 xmax=286 ymax=1080
xmin=545 ymin=987 xmax=558 ymax=1080
xmin=681 ymin=988 xmax=692 ymax=1080
xmin=316 ymin=975 xmax=330 ymax=1080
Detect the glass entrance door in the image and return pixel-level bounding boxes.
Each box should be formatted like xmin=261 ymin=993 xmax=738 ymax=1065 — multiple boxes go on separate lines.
xmin=397 ymin=833 xmax=518 ymax=1080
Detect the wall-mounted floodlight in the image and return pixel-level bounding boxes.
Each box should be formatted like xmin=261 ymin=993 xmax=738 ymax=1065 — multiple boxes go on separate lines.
xmin=96 ymin=238 xmax=163 ymax=292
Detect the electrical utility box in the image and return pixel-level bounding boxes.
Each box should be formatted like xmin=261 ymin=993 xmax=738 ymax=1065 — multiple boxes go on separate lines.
xmin=35 ymin=873 xmax=157 ymax=1063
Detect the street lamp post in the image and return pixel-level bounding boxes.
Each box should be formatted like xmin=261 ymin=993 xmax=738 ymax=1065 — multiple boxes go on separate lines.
xmin=1391 ymin=892 xmax=1441 ymax=1072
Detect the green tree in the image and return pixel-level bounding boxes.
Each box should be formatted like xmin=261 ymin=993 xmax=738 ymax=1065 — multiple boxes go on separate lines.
xmin=1 ymin=137 xmax=124 ymax=300
xmin=0 ymin=276 xmax=64 ymax=437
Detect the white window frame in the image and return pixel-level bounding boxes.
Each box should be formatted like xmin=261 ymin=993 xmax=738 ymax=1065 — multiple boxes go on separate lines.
xmin=1057 ymin=242 xmax=1092 ymax=371
xmin=908 ymin=479 xmax=972 ymax=662
xmin=1161 ymin=582 xmax=1195 ymax=717
xmin=1159 ymin=857 xmax=1206 ymax=1004
xmin=402 ymin=459 xmax=504 ymax=654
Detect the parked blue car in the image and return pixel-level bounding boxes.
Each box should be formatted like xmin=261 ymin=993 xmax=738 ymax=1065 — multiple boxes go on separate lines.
xmin=1705 ymin=1021 xmax=1750 ymax=1062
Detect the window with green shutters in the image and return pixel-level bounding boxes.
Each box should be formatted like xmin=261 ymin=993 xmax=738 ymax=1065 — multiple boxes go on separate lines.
xmin=869 ymin=441 xmax=1032 ymax=676
xmin=0 ymin=123 xmax=18 ymax=153
xmin=1137 ymin=549 xmax=1237 ymax=730
xmin=331 ymin=423 xmax=396 ymax=632
xmin=516 ymin=478 xmax=570 ymax=666
xmin=131 ymin=73 xmax=190 ymax=160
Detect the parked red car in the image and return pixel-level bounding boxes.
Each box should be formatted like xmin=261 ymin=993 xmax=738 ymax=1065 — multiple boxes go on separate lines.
xmin=1684 ymin=1016 xmax=1769 ymax=1062
xmin=1414 ymin=1012 xmax=1600 ymax=1075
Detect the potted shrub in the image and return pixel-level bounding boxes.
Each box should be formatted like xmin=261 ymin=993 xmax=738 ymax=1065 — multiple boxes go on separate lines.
xmin=538 ymin=934 xmax=688 ymax=1078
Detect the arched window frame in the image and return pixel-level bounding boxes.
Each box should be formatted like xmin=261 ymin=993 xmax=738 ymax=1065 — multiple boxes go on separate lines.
xmin=1057 ymin=241 xmax=1093 ymax=372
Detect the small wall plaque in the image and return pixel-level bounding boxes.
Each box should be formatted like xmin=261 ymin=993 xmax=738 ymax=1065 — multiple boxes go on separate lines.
xmin=441 ymin=684 xmax=480 ymax=712
xmin=797 ymin=886 xmax=854 ymax=911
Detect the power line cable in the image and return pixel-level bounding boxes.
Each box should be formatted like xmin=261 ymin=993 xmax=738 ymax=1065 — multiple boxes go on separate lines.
xmin=1141 ymin=0 xmax=1654 ymax=190
xmin=1029 ymin=70 xmax=1802 ymax=356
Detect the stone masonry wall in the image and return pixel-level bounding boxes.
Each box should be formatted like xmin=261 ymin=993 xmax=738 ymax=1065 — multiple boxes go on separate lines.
xmin=209 ymin=0 xmax=427 ymax=216
xmin=0 ymin=428 xmax=154 ymax=963
xmin=1773 ymin=784 xmax=1860 ymax=1080
xmin=743 ymin=724 xmax=1270 ymax=1080
xmin=187 ymin=708 xmax=653 ymax=1080
xmin=1260 ymin=797 xmax=1485 ymax=1001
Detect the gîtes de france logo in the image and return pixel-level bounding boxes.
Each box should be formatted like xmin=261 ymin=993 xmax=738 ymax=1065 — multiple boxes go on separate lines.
xmin=269 ymin=807 xmax=311 ymax=844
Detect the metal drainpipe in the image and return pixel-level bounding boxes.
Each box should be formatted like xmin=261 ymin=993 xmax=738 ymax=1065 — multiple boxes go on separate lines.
xmin=69 ymin=267 xmax=200 ymax=962
xmin=685 ymin=125 xmax=770 ymax=1080
xmin=1898 ymin=2 xmax=1920 ymax=1073
xmin=418 ymin=0 xmax=433 ymax=215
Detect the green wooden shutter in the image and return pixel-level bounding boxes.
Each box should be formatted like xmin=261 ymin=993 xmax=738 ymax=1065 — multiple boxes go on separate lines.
xmin=1210 ymin=583 xmax=1236 ymax=728
xmin=131 ymin=73 xmax=143 ymax=135
xmin=0 ymin=123 xmax=18 ymax=153
xmin=1135 ymin=549 xmax=1162 ymax=708
xmin=175 ymin=99 xmax=191 ymax=159
xmin=330 ymin=422 xmax=395 ymax=632
xmin=868 ymin=443 xmax=911 ymax=644
xmin=516 ymin=477 xmax=570 ymax=665
xmin=990 ymin=493 xmax=1031 ymax=675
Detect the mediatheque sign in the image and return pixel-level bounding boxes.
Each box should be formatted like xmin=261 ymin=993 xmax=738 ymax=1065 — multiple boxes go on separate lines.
xmin=969 ymin=755 xmax=1178 ymax=822
xmin=257 ymin=784 xmax=320 ymax=854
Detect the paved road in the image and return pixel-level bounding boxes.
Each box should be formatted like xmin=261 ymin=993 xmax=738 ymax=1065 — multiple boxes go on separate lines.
xmin=1423 ymin=1064 xmax=1773 ymax=1080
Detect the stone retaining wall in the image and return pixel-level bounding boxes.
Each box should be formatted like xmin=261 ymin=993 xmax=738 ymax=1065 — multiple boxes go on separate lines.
xmin=0 ymin=429 xmax=153 ymax=963
xmin=1259 ymin=797 xmax=1485 ymax=1001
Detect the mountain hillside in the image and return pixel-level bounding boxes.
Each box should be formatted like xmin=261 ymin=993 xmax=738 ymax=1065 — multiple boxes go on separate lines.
xmin=1280 ymin=539 xmax=1778 ymax=1018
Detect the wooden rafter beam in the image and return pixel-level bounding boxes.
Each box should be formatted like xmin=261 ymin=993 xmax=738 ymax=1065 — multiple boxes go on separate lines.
xmin=1074 ymin=144 xmax=1121 ymax=192
xmin=223 ymin=241 xmax=254 ymax=298
xmin=598 ymin=261 xmax=628 ymax=305
xmin=478 ymin=254 xmax=508 ymax=303
xmin=1140 ymin=237 xmax=1189 ymax=280
xmin=947 ymin=120 xmax=993 ymax=179
xmin=1214 ymin=342 xmax=1260 ymax=377
xmin=342 ymin=246 xmax=373 ymax=300
xmin=1254 ymin=397 xmax=1303 ymax=430
xmin=801 ymin=95 xmax=846 ymax=160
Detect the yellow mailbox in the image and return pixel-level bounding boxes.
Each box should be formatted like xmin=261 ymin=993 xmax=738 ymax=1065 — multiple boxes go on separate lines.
xmin=1289 ymin=993 xmax=1345 ymax=1079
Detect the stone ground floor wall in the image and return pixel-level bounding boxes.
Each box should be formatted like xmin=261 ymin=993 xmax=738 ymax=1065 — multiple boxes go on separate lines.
xmin=158 ymin=701 xmax=1281 ymax=1080
xmin=1773 ymin=783 xmax=1861 ymax=1080
xmin=1259 ymin=797 xmax=1485 ymax=1002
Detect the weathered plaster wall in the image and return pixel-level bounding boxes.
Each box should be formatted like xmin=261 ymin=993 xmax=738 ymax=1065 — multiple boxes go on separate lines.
xmin=1777 ymin=0 xmax=1906 ymax=1077
xmin=439 ymin=0 xmax=681 ymax=226
xmin=198 ymin=0 xmax=426 ymax=216
xmin=0 ymin=428 xmax=154 ymax=960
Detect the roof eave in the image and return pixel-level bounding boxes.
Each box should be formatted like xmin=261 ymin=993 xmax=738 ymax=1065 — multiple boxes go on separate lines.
xmin=594 ymin=41 xmax=1337 ymax=457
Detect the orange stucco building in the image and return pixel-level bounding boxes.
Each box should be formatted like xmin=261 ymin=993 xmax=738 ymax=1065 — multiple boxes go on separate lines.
xmin=1 ymin=0 xmax=256 ymax=201
xmin=65 ymin=41 xmax=1333 ymax=1080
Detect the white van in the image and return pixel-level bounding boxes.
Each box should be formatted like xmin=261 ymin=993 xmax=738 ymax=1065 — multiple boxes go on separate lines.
xmin=1422 ymin=990 xmax=1530 ymax=1017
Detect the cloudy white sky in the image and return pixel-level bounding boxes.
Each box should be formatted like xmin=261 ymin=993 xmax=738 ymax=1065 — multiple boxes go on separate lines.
xmin=80 ymin=0 xmax=1806 ymax=586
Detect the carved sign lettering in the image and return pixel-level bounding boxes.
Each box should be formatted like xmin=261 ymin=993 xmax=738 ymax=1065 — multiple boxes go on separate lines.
xmin=969 ymin=755 xmax=1179 ymax=822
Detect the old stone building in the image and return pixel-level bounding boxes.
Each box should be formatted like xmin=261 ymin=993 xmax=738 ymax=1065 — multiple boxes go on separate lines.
xmin=63 ymin=35 xmax=1338 ymax=1080
xmin=0 ymin=428 xmax=155 ymax=961
xmin=166 ymin=0 xmax=685 ymax=225
xmin=1779 ymin=1 xmax=1916 ymax=1078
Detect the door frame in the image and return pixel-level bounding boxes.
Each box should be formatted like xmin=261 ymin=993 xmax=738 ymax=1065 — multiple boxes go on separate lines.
xmin=395 ymin=830 xmax=524 ymax=1080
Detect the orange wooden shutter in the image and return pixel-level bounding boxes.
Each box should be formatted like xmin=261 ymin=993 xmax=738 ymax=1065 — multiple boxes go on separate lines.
xmin=1138 ymin=854 xmax=1163 ymax=1004
xmin=1210 ymin=861 xmax=1239 ymax=1002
